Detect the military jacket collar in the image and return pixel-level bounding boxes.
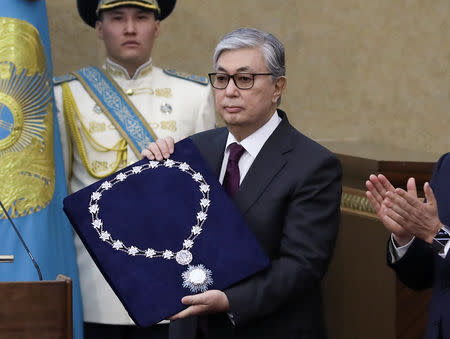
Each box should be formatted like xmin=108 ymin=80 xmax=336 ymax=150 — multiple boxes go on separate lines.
xmin=104 ymin=58 xmax=153 ymax=81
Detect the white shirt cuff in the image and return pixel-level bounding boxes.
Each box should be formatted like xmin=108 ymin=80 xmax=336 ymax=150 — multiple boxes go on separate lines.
xmin=390 ymin=233 xmax=450 ymax=262
xmin=390 ymin=234 xmax=415 ymax=263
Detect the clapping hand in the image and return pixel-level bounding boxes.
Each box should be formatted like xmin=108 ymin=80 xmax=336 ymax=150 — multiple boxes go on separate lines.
xmin=366 ymin=175 xmax=442 ymax=245
xmin=383 ymin=179 xmax=442 ymax=244
xmin=366 ymin=174 xmax=413 ymax=246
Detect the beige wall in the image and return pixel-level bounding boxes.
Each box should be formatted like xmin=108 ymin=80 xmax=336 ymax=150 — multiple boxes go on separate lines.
xmin=48 ymin=0 xmax=449 ymax=156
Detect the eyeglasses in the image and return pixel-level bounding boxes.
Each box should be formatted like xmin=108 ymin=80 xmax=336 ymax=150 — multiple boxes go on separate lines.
xmin=208 ymin=72 xmax=273 ymax=90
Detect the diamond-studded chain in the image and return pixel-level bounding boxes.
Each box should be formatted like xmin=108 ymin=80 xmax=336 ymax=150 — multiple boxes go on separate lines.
xmin=88 ymin=159 xmax=211 ymax=262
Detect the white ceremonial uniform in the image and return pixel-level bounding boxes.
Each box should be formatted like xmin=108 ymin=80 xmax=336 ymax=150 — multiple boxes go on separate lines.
xmin=54 ymin=58 xmax=216 ymax=325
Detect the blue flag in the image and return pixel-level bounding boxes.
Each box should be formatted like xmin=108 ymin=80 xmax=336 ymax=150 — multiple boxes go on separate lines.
xmin=0 ymin=1 xmax=83 ymax=338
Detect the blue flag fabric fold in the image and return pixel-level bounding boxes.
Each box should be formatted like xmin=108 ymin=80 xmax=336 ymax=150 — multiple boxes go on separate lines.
xmin=0 ymin=1 xmax=83 ymax=338
xmin=63 ymin=138 xmax=270 ymax=327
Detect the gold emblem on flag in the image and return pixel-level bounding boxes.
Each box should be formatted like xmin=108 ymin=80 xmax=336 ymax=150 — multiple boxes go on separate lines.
xmin=0 ymin=18 xmax=55 ymax=219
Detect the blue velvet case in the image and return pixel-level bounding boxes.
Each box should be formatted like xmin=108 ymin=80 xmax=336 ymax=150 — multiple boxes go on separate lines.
xmin=63 ymin=138 xmax=270 ymax=327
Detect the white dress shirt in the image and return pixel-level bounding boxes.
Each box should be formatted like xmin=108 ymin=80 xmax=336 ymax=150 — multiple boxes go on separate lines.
xmin=219 ymin=111 xmax=282 ymax=185
xmin=390 ymin=233 xmax=450 ymax=263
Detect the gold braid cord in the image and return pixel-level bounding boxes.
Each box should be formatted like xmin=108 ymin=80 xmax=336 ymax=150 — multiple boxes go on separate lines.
xmin=61 ymin=83 xmax=127 ymax=179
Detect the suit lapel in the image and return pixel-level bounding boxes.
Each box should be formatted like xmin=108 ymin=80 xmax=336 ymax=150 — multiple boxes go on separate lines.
xmin=210 ymin=130 xmax=227 ymax=177
xmin=234 ymin=111 xmax=294 ymax=215
xmin=195 ymin=128 xmax=227 ymax=177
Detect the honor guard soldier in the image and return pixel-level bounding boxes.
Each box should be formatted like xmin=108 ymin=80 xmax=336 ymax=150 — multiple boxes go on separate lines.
xmin=53 ymin=1 xmax=216 ymax=338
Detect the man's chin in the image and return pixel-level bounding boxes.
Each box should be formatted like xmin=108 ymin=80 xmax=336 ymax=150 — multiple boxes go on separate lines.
xmin=220 ymin=114 xmax=241 ymax=127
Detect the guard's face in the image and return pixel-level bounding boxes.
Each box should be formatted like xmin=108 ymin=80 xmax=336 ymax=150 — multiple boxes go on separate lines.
xmin=96 ymin=7 xmax=160 ymax=70
xmin=214 ymin=48 xmax=285 ymax=140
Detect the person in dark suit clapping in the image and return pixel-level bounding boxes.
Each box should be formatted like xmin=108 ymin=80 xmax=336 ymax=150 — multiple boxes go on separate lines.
xmin=366 ymin=153 xmax=450 ymax=339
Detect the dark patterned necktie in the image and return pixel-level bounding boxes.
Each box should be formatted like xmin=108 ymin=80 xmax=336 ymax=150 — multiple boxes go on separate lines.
xmin=223 ymin=143 xmax=246 ymax=197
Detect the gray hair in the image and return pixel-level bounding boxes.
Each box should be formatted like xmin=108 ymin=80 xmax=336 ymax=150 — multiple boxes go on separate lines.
xmin=213 ymin=27 xmax=286 ymax=81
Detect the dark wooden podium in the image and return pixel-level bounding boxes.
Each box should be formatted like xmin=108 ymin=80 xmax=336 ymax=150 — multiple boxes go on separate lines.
xmin=0 ymin=274 xmax=73 ymax=339
xmin=321 ymin=141 xmax=440 ymax=339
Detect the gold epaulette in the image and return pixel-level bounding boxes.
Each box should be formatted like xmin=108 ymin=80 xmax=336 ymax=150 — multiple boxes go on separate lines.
xmin=163 ymin=68 xmax=208 ymax=86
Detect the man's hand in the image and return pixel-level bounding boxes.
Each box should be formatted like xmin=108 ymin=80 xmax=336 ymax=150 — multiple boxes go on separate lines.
xmin=383 ymin=179 xmax=442 ymax=244
xmin=169 ymin=290 xmax=230 ymax=320
xmin=366 ymin=174 xmax=413 ymax=245
xmin=366 ymin=174 xmax=395 ymax=214
xmin=141 ymin=136 xmax=175 ymax=161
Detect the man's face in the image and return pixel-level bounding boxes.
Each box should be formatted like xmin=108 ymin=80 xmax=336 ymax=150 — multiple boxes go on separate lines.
xmin=215 ymin=48 xmax=285 ymax=139
xmin=95 ymin=7 xmax=160 ymax=70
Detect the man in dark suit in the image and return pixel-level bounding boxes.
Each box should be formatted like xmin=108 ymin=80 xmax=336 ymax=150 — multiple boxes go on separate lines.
xmin=143 ymin=27 xmax=342 ymax=339
xmin=366 ymin=153 xmax=450 ymax=339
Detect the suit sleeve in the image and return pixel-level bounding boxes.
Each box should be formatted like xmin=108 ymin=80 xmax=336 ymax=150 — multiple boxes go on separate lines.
xmin=388 ymin=238 xmax=436 ymax=290
xmin=224 ymin=153 xmax=342 ymax=325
